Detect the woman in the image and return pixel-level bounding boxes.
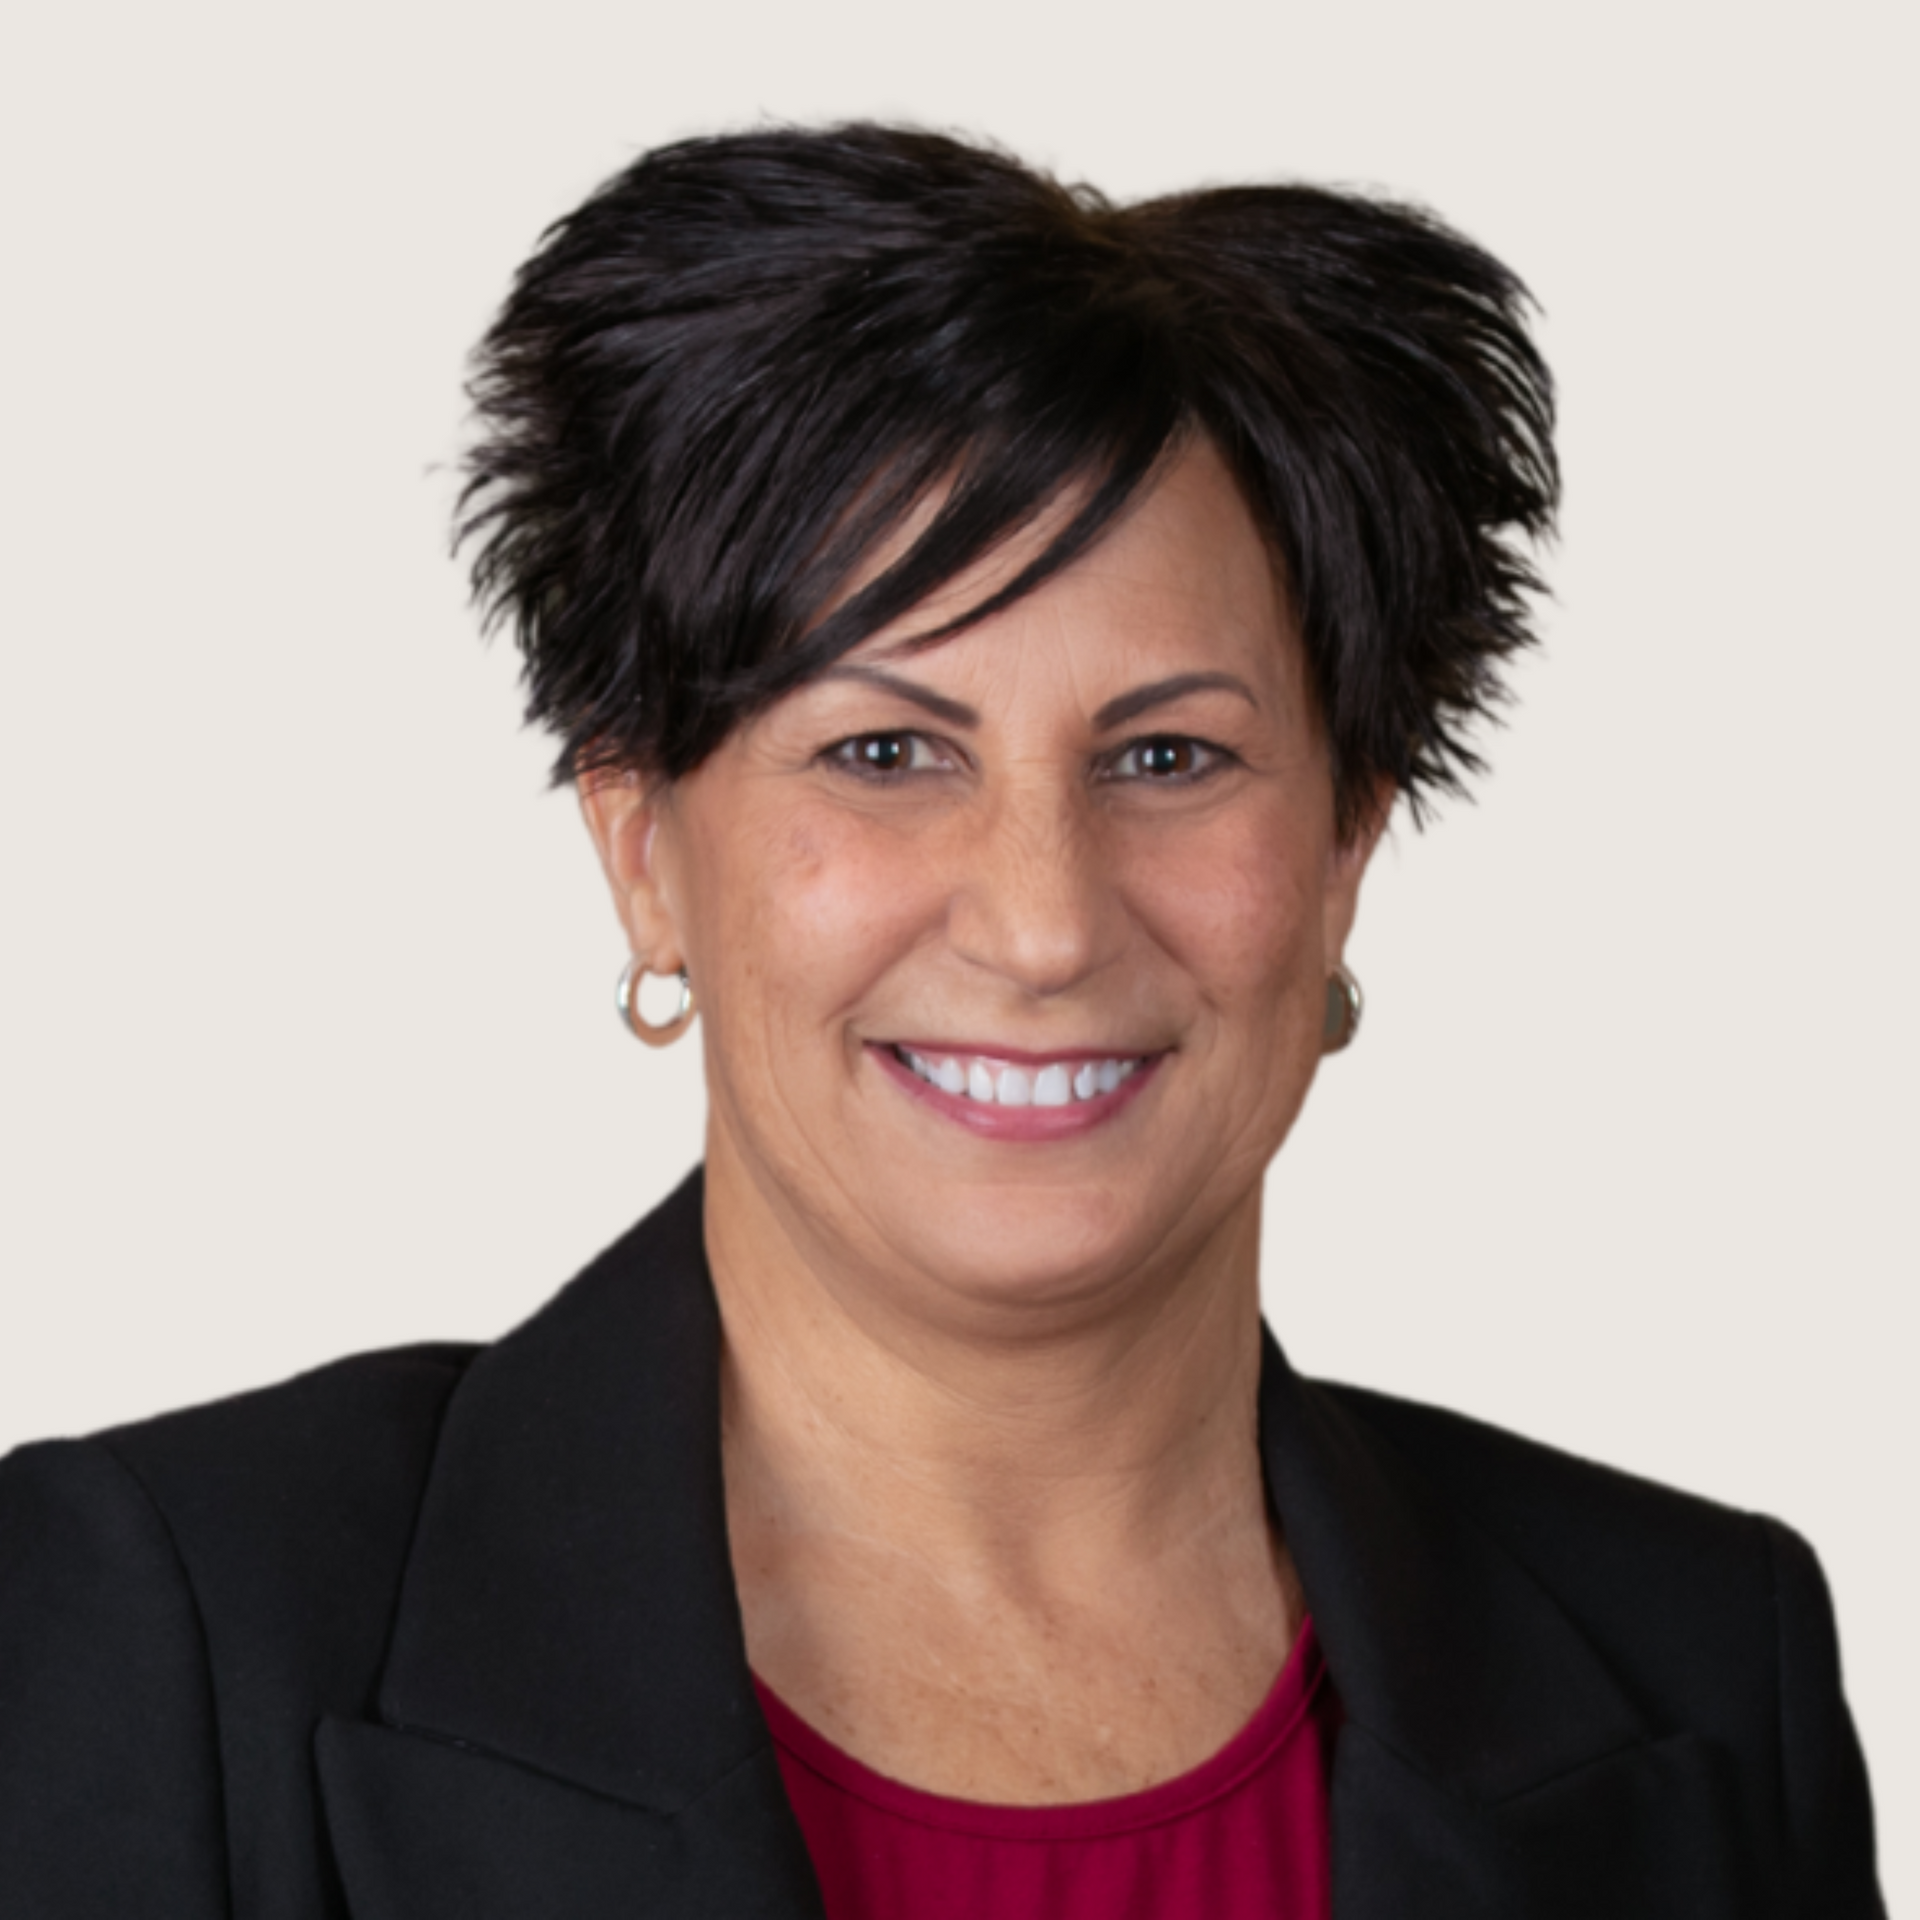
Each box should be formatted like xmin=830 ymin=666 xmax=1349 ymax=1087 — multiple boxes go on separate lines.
xmin=0 ymin=122 xmax=1883 ymax=1917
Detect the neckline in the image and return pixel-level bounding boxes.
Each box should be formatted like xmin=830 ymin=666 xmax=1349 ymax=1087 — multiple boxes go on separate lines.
xmin=752 ymin=1616 xmax=1325 ymax=1842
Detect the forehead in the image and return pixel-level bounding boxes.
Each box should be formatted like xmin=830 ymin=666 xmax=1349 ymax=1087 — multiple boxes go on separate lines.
xmin=847 ymin=438 xmax=1296 ymax=688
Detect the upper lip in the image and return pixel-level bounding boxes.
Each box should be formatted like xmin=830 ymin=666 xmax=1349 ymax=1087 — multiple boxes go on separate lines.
xmin=877 ymin=1040 xmax=1159 ymax=1065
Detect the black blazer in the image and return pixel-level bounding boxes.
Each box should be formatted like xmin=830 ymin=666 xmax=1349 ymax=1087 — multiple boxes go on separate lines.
xmin=0 ymin=1169 xmax=1884 ymax=1918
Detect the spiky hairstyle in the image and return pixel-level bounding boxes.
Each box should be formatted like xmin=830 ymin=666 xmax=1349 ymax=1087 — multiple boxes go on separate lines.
xmin=460 ymin=123 xmax=1557 ymax=835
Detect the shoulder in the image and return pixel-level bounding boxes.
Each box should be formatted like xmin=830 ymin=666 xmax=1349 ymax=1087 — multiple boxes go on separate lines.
xmin=89 ymin=1337 xmax=477 ymax=1524
xmin=2 ymin=1340 xmax=479 ymax=1713
xmin=1319 ymin=1376 xmax=1783 ymax=1606
xmin=0 ymin=1343 xmax=481 ymax=1906
xmin=1318 ymin=1380 xmax=1881 ymax=1906
xmin=1315 ymin=1376 xmax=1832 ymax=1741
xmin=6 ymin=1336 xmax=476 ymax=1526
xmin=1320 ymin=1376 xmax=1769 ymax=1565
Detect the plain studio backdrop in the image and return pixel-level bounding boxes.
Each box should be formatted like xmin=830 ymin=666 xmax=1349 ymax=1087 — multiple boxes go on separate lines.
xmin=2 ymin=0 xmax=1913 ymax=1898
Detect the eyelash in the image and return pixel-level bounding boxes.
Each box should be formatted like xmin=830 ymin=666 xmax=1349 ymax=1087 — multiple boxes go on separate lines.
xmin=820 ymin=732 xmax=1235 ymax=785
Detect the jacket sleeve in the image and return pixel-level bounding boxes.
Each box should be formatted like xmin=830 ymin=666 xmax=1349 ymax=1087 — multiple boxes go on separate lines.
xmin=0 ymin=1437 xmax=230 ymax=1917
xmin=1762 ymin=1516 xmax=1885 ymax=1919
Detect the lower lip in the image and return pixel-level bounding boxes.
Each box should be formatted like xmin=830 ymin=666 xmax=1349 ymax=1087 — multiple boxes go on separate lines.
xmin=869 ymin=1045 xmax=1162 ymax=1141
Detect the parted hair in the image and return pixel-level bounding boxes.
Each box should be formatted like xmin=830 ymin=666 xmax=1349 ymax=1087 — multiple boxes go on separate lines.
xmin=459 ymin=122 xmax=1558 ymax=833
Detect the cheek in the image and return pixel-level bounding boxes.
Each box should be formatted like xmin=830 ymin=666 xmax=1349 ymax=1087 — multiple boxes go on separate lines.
xmin=1126 ymin=811 xmax=1326 ymax=1002
xmin=691 ymin=801 xmax=939 ymax=1033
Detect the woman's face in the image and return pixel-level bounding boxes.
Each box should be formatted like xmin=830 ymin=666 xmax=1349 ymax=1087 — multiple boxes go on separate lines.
xmin=586 ymin=439 xmax=1384 ymax=1330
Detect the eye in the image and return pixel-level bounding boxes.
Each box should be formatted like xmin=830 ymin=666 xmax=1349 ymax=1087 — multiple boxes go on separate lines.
xmin=1104 ymin=735 xmax=1229 ymax=783
xmin=823 ymin=731 xmax=950 ymax=778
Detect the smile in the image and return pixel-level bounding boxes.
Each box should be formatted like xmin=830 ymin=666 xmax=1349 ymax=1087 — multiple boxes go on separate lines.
xmin=891 ymin=1046 xmax=1147 ymax=1107
xmin=873 ymin=1041 xmax=1163 ymax=1141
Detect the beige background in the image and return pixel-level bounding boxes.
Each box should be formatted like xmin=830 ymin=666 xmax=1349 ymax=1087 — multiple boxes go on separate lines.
xmin=3 ymin=0 xmax=1913 ymax=1898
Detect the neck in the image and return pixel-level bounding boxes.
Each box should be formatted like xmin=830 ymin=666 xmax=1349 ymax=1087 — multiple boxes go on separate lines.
xmin=701 ymin=1126 xmax=1299 ymax=1800
xmin=703 ymin=1119 xmax=1277 ymax=1600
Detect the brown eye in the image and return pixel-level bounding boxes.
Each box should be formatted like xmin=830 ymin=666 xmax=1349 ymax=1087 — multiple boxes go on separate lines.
xmin=855 ymin=735 xmax=909 ymax=772
xmin=1109 ymin=736 xmax=1222 ymax=782
xmin=825 ymin=732 xmax=944 ymax=777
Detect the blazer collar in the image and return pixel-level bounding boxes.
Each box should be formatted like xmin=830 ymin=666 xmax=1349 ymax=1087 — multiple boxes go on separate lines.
xmin=370 ymin=1165 xmax=1647 ymax=1813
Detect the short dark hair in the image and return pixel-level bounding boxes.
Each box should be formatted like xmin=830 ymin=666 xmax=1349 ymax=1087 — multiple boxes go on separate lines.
xmin=459 ymin=123 xmax=1557 ymax=834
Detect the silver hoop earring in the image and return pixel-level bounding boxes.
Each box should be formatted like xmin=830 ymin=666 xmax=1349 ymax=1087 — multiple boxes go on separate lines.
xmin=616 ymin=957 xmax=696 ymax=1048
xmin=1322 ymin=962 xmax=1363 ymax=1055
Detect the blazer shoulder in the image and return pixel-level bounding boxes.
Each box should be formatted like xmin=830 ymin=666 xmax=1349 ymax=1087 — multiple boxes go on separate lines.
xmin=1319 ymin=1376 xmax=1760 ymax=1553
xmin=1313 ymin=1377 xmax=1807 ymax=1746
xmin=0 ymin=1344 xmax=482 ymax=1908
xmin=1317 ymin=1384 xmax=1884 ymax=1910
xmin=92 ymin=1339 xmax=477 ymax=1596
xmin=24 ymin=1343 xmax=478 ymax=1718
xmin=1318 ymin=1375 xmax=1783 ymax=1609
xmin=0 ymin=1434 xmax=235 ymax=1909
xmin=93 ymin=1337 xmax=478 ymax=1467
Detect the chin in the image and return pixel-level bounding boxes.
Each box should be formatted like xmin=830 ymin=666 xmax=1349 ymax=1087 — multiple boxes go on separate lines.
xmin=871 ymin=1176 xmax=1213 ymax=1323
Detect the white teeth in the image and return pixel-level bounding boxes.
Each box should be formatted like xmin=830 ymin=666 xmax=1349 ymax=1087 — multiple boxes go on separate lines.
xmin=898 ymin=1046 xmax=1146 ymax=1106
xmin=1033 ymin=1064 xmax=1072 ymax=1107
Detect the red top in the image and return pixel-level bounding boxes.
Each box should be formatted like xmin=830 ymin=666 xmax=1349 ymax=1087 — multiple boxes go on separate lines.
xmin=755 ymin=1619 xmax=1337 ymax=1920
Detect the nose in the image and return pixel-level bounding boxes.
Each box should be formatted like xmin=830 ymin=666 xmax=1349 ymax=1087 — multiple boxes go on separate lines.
xmin=945 ymin=776 xmax=1123 ymax=999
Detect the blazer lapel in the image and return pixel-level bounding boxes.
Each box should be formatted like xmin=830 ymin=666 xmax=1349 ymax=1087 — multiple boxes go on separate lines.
xmin=315 ymin=1720 xmax=814 ymax=1920
xmin=1327 ymin=1724 xmax=1755 ymax=1920
xmin=1258 ymin=1338 xmax=1756 ymax=1918
xmin=315 ymin=1166 xmax=826 ymax=1920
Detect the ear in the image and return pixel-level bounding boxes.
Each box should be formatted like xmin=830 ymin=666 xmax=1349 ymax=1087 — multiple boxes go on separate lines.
xmin=1321 ymin=777 xmax=1395 ymax=971
xmin=577 ymin=767 xmax=687 ymax=973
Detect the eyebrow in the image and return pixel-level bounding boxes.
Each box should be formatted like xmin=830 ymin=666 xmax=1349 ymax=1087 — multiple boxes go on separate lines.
xmin=1092 ymin=672 xmax=1259 ymax=732
xmin=814 ymin=664 xmax=1258 ymax=734
xmin=816 ymin=664 xmax=980 ymax=728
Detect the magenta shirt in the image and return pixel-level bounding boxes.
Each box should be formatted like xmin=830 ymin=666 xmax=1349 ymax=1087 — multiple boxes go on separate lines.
xmin=755 ymin=1618 xmax=1336 ymax=1920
